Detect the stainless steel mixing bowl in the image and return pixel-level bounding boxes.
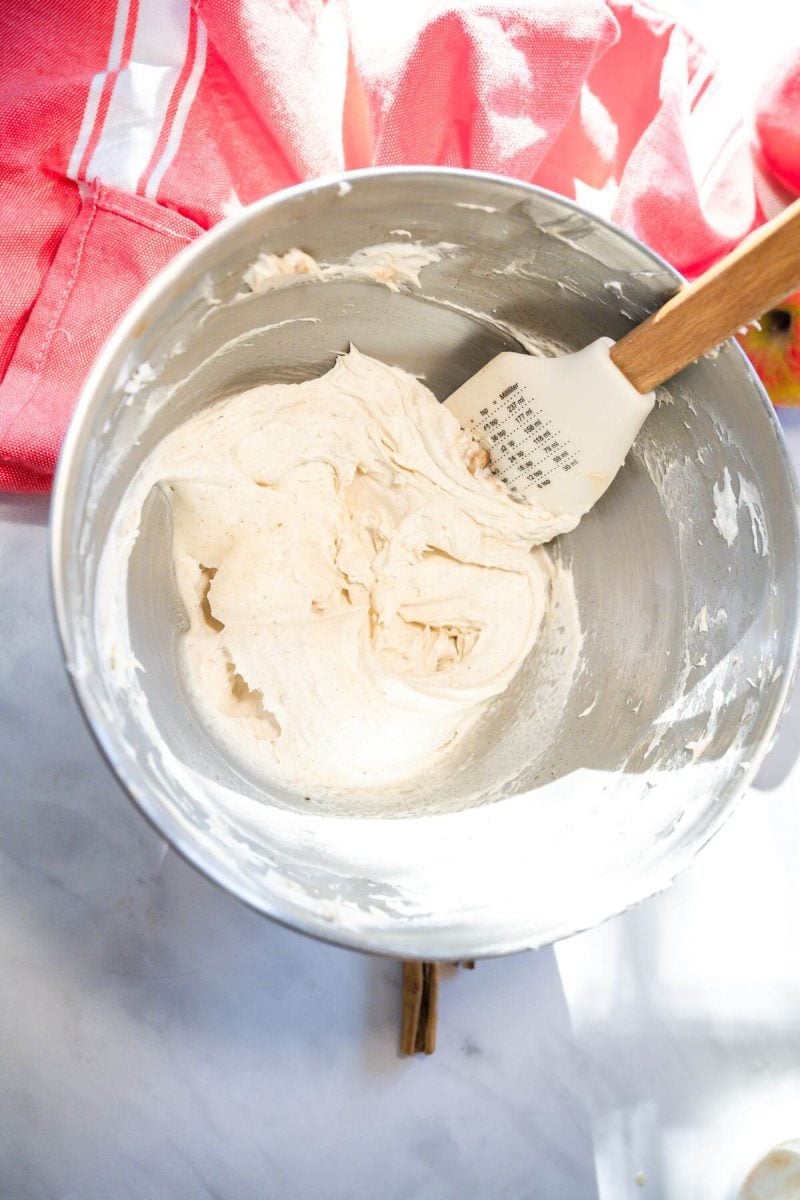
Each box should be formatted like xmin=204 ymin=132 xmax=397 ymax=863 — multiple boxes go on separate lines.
xmin=51 ymin=169 xmax=800 ymax=959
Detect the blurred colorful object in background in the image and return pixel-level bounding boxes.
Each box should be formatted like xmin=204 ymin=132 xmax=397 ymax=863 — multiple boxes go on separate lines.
xmin=737 ymin=294 xmax=800 ymax=408
xmin=739 ymin=49 xmax=800 ymax=407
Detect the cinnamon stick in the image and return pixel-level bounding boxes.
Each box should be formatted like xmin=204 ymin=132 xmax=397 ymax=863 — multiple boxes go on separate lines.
xmin=401 ymin=961 xmax=439 ymax=1055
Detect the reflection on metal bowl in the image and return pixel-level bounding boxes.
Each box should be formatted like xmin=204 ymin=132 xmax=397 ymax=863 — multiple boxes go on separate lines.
xmin=51 ymin=169 xmax=800 ymax=959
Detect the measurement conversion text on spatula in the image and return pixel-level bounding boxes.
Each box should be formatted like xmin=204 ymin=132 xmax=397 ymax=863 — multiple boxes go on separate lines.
xmin=447 ymin=340 xmax=654 ymax=520
xmin=468 ymin=379 xmax=579 ymax=498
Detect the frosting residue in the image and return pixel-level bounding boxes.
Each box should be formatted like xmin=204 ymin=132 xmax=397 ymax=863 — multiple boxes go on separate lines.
xmin=712 ymin=466 xmax=739 ymax=546
xmin=243 ymin=242 xmax=459 ymax=294
xmin=711 ymin=466 xmax=769 ymax=556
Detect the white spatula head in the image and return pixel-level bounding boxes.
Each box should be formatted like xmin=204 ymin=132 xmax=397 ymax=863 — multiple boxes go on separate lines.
xmin=446 ymin=338 xmax=655 ymax=520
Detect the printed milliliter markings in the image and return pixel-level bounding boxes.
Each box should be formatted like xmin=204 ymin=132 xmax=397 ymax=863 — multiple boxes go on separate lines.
xmin=476 ymin=381 xmax=578 ymax=495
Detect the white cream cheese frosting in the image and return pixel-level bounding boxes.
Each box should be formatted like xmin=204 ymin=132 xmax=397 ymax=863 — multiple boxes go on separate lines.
xmin=113 ymin=349 xmax=579 ymax=795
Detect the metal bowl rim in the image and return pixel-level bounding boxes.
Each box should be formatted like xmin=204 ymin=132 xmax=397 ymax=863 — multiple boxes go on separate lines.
xmin=49 ymin=165 xmax=800 ymax=958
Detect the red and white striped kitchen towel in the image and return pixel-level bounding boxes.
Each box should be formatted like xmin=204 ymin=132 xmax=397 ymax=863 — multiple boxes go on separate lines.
xmin=1 ymin=0 xmax=797 ymax=492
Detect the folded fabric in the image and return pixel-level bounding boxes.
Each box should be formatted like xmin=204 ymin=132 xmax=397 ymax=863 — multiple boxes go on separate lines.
xmin=0 ymin=0 xmax=786 ymax=491
xmin=755 ymin=48 xmax=800 ymax=198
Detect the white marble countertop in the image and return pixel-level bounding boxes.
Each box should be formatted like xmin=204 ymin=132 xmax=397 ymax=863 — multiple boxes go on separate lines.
xmin=2 ymin=405 xmax=800 ymax=1200
xmin=2 ymin=493 xmax=599 ymax=1200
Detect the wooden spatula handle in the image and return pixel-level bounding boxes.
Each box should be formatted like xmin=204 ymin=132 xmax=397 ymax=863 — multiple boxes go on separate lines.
xmin=610 ymin=198 xmax=800 ymax=393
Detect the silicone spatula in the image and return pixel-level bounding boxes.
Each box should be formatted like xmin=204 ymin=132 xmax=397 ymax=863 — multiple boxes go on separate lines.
xmin=446 ymin=198 xmax=800 ymax=519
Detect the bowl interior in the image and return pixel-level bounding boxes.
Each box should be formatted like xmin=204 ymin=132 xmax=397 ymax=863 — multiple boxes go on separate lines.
xmin=52 ymin=171 xmax=800 ymax=957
